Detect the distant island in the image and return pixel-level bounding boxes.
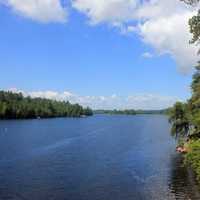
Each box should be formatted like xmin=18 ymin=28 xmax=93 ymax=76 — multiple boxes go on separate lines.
xmin=0 ymin=91 xmax=93 ymax=119
xmin=94 ymin=109 xmax=169 ymax=115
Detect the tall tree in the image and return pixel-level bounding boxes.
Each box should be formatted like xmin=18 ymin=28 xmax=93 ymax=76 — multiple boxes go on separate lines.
xmin=187 ymin=62 xmax=200 ymax=136
xmin=169 ymin=102 xmax=191 ymax=139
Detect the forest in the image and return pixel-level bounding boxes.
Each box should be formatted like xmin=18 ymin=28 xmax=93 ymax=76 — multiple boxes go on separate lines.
xmin=94 ymin=109 xmax=137 ymax=115
xmin=0 ymin=91 xmax=93 ymax=119
xmin=94 ymin=109 xmax=168 ymax=115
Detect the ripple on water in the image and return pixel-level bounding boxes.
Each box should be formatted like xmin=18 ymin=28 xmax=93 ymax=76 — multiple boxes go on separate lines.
xmin=0 ymin=115 xmax=200 ymax=200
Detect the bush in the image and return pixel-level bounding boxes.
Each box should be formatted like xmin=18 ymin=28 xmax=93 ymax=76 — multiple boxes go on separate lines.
xmin=185 ymin=140 xmax=200 ymax=182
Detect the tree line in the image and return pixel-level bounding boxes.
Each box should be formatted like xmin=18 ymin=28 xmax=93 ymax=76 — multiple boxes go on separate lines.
xmin=0 ymin=91 xmax=93 ymax=119
xmin=94 ymin=109 xmax=168 ymax=115
xmin=94 ymin=109 xmax=137 ymax=115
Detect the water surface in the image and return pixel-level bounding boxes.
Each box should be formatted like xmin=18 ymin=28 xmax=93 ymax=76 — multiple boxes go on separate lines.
xmin=0 ymin=115 xmax=199 ymax=200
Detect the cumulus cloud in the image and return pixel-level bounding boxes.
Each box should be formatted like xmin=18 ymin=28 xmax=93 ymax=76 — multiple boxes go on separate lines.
xmin=7 ymin=88 xmax=181 ymax=110
xmin=139 ymin=7 xmax=198 ymax=73
xmin=72 ymin=0 xmax=199 ymax=73
xmin=0 ymin=0 xmax=67 ymax=23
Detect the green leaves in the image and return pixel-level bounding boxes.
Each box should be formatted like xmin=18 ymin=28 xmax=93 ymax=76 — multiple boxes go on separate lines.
xmin=181 ymin=0 xmax=200 ymax=52
xmin=169 ymin=102 xmax=190 ymax=139
xmin=170 ymin=59 xmax=200 ymax=139
xmin=180 ymin=0 xmax=200 ymax=5
xmin=185 ymin=140 xmax=200 ymax=181
xmin=189 ymin=10 xmax=200 ymax=46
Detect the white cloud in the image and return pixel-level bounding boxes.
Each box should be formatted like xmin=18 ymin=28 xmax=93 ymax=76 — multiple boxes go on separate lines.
xmin=72 ymin=0 xmax=139 ymax=25
xmin=72 ymin=0 xmax=199 ymax=73
xmin=1 ymin=0 xmax=67 ymax=23
xmin=126 ymin=25 xmax=137 ymax=33
xmin=1 ymin=0 xmax=198 ymax=72
xmin=142 ymin=52 xmax=153 ymax=58
xmin=7 ymin=88 xmax=181 ymax=110
xmin=138 ymin=7 xmax=198 ymax=73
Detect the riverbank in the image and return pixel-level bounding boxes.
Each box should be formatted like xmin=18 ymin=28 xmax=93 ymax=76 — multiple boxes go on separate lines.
xmin=176 ymin=139 xmax=200 ymax=187
xmin=183 ymin=139 xmax=200 ymax=184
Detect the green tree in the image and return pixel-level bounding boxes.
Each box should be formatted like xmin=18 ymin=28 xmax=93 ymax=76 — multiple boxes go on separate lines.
xmin=181 ymin=0 xmax=199 ymax=5
xmin=169 ymin=102 xmax=191 ymax=139
xmin=181 ymin=0 xmax=200 ymax=47
xmin=187 ymin=62 xmax=200 ymax=137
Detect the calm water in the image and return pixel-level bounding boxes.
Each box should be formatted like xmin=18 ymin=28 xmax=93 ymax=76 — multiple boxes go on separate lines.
xmin=0 ymin=115 xmax=199 ymax=200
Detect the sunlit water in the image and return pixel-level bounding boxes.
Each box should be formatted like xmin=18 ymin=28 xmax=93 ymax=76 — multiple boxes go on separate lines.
xmin=0 ymin=115 xmax=199 ymax=200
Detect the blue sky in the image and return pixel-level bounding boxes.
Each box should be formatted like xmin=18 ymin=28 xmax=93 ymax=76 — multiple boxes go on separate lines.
xmin=0 ymin=0 xmax=198 ymax=109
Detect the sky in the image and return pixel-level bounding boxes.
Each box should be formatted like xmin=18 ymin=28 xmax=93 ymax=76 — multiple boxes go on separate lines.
xmin=0 ymin=0 xmax=199 ymax=110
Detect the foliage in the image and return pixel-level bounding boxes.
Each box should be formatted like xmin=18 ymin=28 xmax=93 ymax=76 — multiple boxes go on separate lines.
xmin=180 ymin=0 xmax=199 ymax=5
xmin=94 ymin=109 xmax=168 ymax=115
xmin=169 ymin=64 xmax=200 ymax=139
xmin=169 ymin=102 xmax=191 ymax=139
xmin=169 ymin=63 xmax=200 ymax=140
xmin=181 ymin=0 xmax=200 ymax=48
xmin=189 ymin=10 xmax=200 ymax=46
xmin=135 ymin=109 xmax=169 ymax=115
xmin=0 ymin=91 xmax=93 ymax=119
xmin=184 ymin=140 xmax=200 ymax=181
xmin=187 ymin=63 xmax=200 ymax=137
xmin=95 ymin=109 xmax=137 ymax=115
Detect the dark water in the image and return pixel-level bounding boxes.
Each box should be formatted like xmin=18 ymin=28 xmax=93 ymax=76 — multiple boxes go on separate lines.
xmin=0 ymin=115 xmax=199 ymax=200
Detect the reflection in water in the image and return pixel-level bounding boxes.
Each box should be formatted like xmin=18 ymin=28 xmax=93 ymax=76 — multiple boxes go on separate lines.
xmin=0 ymin=115 xmax=200 ymax=200
xmin=169 ymin=154 xmax=200 ymax=200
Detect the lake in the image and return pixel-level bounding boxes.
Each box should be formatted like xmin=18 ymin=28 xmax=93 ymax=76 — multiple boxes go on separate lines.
xmin=0 ymin=115 xmax=199 ymax=200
